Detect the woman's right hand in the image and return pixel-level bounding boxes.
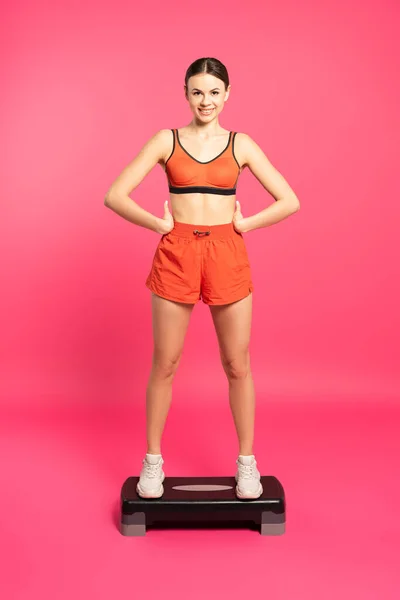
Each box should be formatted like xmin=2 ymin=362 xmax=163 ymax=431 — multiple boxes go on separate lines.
xmin=155 ymin=200 xmax=175 ymax=235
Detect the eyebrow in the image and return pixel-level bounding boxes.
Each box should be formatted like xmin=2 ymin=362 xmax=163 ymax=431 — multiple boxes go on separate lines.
xmin=191 ymin=87 xmax=221 ymax=92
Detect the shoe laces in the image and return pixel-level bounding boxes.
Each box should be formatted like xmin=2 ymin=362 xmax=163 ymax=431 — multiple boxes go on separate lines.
xmin=237 ymin=460 xmax=258 ymax=480
xmin=143 ymin=458 xmax=162 ymax=479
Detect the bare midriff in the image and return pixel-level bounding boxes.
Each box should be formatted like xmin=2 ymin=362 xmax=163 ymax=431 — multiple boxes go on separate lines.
xmin=161 ymin=163 xmax=245 ymax=226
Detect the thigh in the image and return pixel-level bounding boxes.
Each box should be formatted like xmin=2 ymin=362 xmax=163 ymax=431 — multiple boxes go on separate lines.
xmin=209 ymin=292 xmax=253 ymax=363
xmin=151 ymin=293 xmax=195 ymax=364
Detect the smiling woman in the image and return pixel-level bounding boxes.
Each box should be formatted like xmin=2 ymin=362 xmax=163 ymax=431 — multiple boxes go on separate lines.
xmin=104 ymin=56 xmax=300 ymax=503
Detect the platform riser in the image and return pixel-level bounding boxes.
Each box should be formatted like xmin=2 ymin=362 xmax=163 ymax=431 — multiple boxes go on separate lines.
xmin=120 ymin=511 xmax=286 ymax=536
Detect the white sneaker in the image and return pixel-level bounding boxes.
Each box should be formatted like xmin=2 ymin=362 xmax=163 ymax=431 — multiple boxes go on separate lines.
xmin=136 ymin=453 xmax=165 ymax=498
xmin=235 ymin=455 xmax=263 ymax=499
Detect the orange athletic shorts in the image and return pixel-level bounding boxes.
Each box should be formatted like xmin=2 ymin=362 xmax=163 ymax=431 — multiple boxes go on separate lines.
xmin=145 ymin=221 xmax=254 ymax=305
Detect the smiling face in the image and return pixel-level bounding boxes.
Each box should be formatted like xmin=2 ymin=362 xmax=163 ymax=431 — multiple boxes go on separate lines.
xmin=185 ymin=73 xmax=230 ymax=122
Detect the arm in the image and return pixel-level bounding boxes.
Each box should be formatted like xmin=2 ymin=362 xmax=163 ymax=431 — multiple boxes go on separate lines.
xmin=236 ymin=133 xmax=300 ymax=233
xmin=104 ymin=129 xmax=171 ymax=234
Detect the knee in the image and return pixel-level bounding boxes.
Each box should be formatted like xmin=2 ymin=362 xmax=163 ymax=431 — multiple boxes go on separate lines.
xmin=221 ymin=352 xmax=250 ymax=380
xmin=152 ymin=354 xmax=181 ymax=379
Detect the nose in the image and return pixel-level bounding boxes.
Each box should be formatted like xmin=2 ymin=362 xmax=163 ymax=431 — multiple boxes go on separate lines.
xmin=200 ymin=97 xmax=214 ymax=106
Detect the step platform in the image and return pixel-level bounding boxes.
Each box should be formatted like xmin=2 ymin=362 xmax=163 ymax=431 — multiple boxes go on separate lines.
xmin=120 ymin=475 xmax=285 ymax=536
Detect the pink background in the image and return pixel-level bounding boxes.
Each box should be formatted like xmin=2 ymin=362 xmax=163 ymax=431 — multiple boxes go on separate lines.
xmin=1 ymin=0 xmax=399 ymax=598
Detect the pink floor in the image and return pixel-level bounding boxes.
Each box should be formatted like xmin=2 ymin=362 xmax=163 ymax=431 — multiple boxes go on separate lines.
xmin=1 ymin=396 xmax=399 ymax=599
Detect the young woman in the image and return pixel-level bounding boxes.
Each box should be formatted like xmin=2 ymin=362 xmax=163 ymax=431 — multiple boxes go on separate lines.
xmin=104 ymin=57 xmax=300 ymax=500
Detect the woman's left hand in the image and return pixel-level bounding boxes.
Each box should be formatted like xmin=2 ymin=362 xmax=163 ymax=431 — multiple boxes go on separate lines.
xmin=232 ymin=200 xmax=248 ymax=233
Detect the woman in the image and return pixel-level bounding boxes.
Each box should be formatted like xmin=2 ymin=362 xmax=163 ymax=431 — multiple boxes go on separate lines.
xmin=104 ymin=57 xmax=300 ymax=500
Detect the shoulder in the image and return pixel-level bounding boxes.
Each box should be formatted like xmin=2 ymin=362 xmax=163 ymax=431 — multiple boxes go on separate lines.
xmin=233 ymin=132 xmax=258 ymax=150
xmin=144 ymin=128 xmax=174 ymax=144
xmin=137 ymin=128 xmax=173 ymax=151
xmin=158 ymin=128 xmax=175 ymax=136
xmin=150 ymin=128 xmax=174 ymax=143
xmin=141 ymin=129 xmax=174 ymax=164
xmin=233 ymin=132 xmax=269 ymax=167
xmin=232 ymin=132 xmax=260 ymax=168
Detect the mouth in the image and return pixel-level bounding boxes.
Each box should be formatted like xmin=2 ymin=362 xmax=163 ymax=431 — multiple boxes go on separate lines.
xmin=198 ymin=108 xmax=214 ymax=115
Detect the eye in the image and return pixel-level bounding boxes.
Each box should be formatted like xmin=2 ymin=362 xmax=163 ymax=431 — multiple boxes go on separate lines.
xmin=193 ymin=91 xmax=220 ymax=95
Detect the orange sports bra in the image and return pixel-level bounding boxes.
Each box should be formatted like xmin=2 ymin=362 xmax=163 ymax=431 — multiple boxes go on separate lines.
xmin=165 ymin=128 xmax=241 ymax=195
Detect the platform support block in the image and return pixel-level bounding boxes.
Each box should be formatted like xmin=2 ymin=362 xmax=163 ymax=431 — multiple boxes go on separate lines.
xmin=120 ymin=511 xmax=146 ymax=536
xmin=260 ymin=510 xmax=285 ymax=536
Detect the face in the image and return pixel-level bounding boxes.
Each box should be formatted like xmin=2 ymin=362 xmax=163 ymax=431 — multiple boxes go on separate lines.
xmin=185 ymin=73 xmax=230 ymax=121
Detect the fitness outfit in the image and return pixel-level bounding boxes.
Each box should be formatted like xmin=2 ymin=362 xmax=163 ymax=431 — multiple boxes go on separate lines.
xmin=145 ymin=129 xmax=253 ymax=305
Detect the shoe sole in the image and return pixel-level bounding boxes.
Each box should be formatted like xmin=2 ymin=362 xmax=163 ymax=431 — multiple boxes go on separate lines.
xmin=136 ymin=472 xmax=165 ymax=499
xmin=235 ymin=481 xmax=263 ymax=500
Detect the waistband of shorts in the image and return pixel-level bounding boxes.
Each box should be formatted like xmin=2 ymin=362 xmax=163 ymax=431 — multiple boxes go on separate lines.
xmin=168 ymin=221 xmax=240 ymax=240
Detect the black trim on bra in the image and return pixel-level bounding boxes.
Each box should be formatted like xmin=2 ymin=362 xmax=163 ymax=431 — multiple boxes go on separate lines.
xmin=169 ymin=185 xmax=237 ymax=195
xmin=165 ymin=128 xmax=175 ymax=165
xmin=176 ymin=129 xmax=232 ymax=164
xmin=232 ymin=132 xmax=241 ymax=170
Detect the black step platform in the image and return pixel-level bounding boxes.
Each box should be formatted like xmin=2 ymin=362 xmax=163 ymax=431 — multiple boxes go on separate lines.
xmin=120 ymin=476 xmax=285 ymax=536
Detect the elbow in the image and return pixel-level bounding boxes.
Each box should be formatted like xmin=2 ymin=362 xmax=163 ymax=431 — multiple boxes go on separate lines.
xmin=104 ymin=189 xmax=128 ymax=207
xmin=288 ymin=194 xmax=300 ymax=213
xmin=104 ymin=191 xmax=118 ymax=207
xmin=292 ymin=200 xmax=300 ymax=212
xmin=277 ymin=196 xmax=300 ymax=213
xmin=276 ymin=192 xmax=300 ymax=212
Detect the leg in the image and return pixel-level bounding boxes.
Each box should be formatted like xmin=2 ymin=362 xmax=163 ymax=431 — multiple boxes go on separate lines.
xmin=146 ymin=293 xmax=195 ymax=454
xmin=209 ymin=292 xmax=255 ymax=455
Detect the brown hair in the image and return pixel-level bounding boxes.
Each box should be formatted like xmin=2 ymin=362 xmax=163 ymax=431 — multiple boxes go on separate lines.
xmin=184 ymin=57 xmax=229 ymax=92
